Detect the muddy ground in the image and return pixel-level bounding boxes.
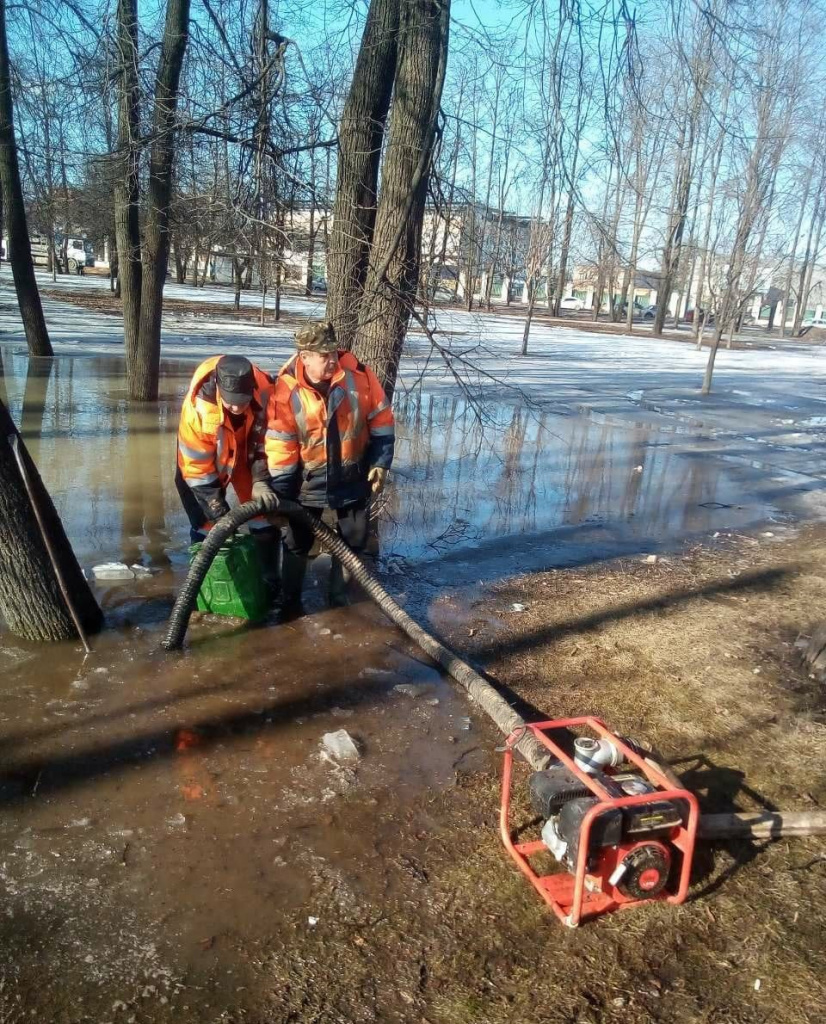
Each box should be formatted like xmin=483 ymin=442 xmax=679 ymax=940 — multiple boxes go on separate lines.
xmin=2 ymin=524 xmax=825 ymax=1023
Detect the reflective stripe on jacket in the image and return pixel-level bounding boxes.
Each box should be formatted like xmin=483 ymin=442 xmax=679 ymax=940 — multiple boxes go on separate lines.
xmin=265 ymin=350 xmax=394 ymax=508
xmin=177 ymin=356 xmax=273 ymax=508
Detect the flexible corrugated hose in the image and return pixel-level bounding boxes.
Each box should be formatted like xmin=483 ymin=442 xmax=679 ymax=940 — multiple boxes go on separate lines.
xmin=161 ymin=497 xmax=551 ymax=769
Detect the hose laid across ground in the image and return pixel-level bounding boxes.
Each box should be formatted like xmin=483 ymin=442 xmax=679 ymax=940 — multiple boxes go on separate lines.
xmin=161 ymin=497 xmax=551 ymax=769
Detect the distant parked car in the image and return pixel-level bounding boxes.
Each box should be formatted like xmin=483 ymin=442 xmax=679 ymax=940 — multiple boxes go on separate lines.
xmin=310 ymin=278 xmax=327 ymax=294
xmin=684 ymin=307 xmax=714 ymax=324
xmin=559 ymin=296 xmax=584 ymax=311
xmin=802 ymin=316 xmax=826 ymax=329
xmin=642 ymin=305 xmax=658 ymax=319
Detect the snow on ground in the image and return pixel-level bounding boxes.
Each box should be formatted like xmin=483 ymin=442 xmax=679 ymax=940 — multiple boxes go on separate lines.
xmin=3 ymin=272 xmax=826 ymax=414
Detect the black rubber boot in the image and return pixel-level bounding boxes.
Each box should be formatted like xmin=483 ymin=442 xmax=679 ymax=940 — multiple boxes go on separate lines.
xmin=252 ymin=526 xmax=281 ymax=604
xmin=328 ymin=559 xmax=352 ymax=608
xmin=279 ymin=548 xmax=307 ymax=618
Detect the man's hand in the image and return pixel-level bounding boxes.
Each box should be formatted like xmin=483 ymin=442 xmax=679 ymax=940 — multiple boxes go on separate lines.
xmin=367 ymin=466 xmax=388 ymax=495
xmin=252 ymin=479 xmax=279 ymax=512
xmin=206 ymin=496 xmax=231 ymax=523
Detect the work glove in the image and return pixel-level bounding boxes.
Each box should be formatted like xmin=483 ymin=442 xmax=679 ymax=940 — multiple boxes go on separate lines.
xmin=367 ymin=466 xmax=388 ymax=496
xmin=252 ymin=479 xmax=280 ymax=512
xmin=206 ymin=496 xmax=231 ymax=523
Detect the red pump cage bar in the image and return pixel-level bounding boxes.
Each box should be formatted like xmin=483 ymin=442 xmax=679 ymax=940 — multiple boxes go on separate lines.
xmin=499 ymin=717 xmax=699 ymax=927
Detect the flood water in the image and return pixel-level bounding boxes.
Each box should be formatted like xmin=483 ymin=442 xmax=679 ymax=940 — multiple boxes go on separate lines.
xmin=0 ymin=351 xmax=780 ymax=577
xmin=0 ymin=351 xmax=791 ymax=1015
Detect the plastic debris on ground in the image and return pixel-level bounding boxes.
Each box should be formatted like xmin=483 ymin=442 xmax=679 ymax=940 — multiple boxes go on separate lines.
xmin=90 ymin=562 xmax=138 ymax=581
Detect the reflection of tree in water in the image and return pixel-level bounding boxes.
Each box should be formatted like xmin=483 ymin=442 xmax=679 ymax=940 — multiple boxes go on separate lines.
xmin=387 ymin=392 xmax=756 ymax=564
xmin=122 ymin=404 xmax=171 ymax=568
xmin=20 ymin=357 xmax=54 ymax=444
xmin=0 ymin=346 xmax=9 ymax=408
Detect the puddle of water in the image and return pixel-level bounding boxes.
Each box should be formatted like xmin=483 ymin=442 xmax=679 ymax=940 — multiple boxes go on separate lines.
xmin=0 ymin=351 xmax=779 ymax=583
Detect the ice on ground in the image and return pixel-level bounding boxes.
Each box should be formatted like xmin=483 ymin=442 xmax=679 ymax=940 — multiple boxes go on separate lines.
xmin=321 ymin=729 xmax=361 ymax=762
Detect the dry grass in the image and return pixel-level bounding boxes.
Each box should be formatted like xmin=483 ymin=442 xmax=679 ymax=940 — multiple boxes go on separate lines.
xmin=255 ymin=528 xmax=826 ymax=1024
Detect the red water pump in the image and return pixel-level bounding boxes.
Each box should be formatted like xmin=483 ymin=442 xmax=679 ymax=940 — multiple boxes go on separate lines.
xmin=500 ymin=717 xmax=698 ymax=927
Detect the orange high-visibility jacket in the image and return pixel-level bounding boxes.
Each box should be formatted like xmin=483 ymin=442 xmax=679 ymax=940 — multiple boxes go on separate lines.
xmin=177 ymin=356 xmax=273 ymax=509
xmin=265 ymin=350 xmax=394 ymax=508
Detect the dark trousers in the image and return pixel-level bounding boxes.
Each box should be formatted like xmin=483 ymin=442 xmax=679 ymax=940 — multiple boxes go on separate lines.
xmin=283 ymin=501 xmax=368 ymax=557
xmin=175 ymin=466 xmax=212 ymax=543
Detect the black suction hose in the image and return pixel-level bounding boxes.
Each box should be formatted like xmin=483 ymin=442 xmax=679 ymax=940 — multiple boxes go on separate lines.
xmin=161 ymin=498 xmax=551 ymax=769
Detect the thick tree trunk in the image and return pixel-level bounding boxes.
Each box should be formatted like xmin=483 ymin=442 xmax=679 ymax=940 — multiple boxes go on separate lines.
xmin=0 ymin=397 xmax=102 ymax=641
xmin=114 ymin=0 xmax=142 ymax=376
xmin=0 ymin=0 xmax=52 ymax=357
xmin=326 ymin=0 xmax=399 ymax=349
xmin=351 ymin=0 xmax=450 ymax=399
xmin=131 ymin=0 xmax=191 ymax=401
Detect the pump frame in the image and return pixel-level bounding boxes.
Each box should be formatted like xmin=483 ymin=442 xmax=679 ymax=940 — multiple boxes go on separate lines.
xmin=500 ymin=716 xmax=699 ymax=927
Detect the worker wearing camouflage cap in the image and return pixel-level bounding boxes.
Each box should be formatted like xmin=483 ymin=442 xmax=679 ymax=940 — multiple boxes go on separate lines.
xmin=259 ymin=321 xmax=395 ymax=611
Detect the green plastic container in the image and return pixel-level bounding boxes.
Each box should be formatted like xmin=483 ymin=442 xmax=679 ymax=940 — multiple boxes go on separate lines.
xmin=189 ymin=534 xmax=268 ymax=622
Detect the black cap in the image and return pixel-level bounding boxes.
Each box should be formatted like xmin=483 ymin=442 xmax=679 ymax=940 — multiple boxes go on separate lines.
xmin=216 ymin=355 xmax=255 ymax=405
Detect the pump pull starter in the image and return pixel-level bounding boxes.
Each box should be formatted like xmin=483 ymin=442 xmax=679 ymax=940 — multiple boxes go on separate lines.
xmin=500 ymin=717 xmax=699 ymax=928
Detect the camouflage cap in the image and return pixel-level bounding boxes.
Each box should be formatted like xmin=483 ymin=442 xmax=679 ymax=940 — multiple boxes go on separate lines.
xmin=295 ymin=321 xmax=338 ymax=353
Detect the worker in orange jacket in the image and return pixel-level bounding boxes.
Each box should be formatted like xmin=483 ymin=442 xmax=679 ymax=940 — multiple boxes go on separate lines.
xmin=260 ymin=322 xmax=395 ymax=609
xmin=175 ymin=354 xmax=280 ymax=594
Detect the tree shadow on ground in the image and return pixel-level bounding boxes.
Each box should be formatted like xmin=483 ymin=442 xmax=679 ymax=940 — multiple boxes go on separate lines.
xmin=471 ymin=565 xmax=793 ymax=665
xmin=0 ymin=676 xmax=391 ymax=809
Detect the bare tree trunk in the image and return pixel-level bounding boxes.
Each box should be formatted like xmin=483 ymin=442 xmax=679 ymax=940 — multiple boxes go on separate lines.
xmin=779 ymin=166 xmax=813 ymax=337
xmin=327 ymin=0 xmax=399 ymax=349
xmin=131 ymin=0 xmax=191 ymax=401
xmin=233 ymin=257 xmax=242 ymax=309
xmin=113 ymin=0 xmax=142 ymax=373
xmin=653 ymin=120 xmax=692 ymax=337
xmin=352 ymin=0 xmax=450 ymax=399
xmin=0 ymin=397 xmax=102 ymax=641
xmin=793 ymin=192 xmax=825 ymax=336
xmin=693 ymin=88 xmax=730 ymax=347
xmin=0 ymin=0 xmax=52 ymax=357
xmin=555 ymin=190 xmax=575 ymax=317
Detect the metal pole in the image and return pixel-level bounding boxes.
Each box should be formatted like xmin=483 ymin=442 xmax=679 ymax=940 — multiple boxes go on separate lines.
xmin=7 ymin=433 xmax=92 ymax=653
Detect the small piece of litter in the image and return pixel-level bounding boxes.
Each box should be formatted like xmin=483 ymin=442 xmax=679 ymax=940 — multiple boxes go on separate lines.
xmin=166 ymin=813 xmax=187 ymax=828
xmin=511 ymin=603 xmax=526 ymax=612
xmin=761 ymin=532 xmax=774 ymax=538
xmin=332 ymin=634 xmax=344 ymax=641
xmin=713 ymin=532 xmax=720 ymax=538
xmin=754 ymin=979 xmax=761 ymax=991
xmin=753 ymin=668 xmax=761 ymax=674
xmin=427 ymin=698 xmax=440 ymax=706
xmin=90 ymin=562 xmax=135 ymax=581
xmin=130 ymin=564 xmax=154 ymax=578
xmin=634 ymin=465 xmax=643 ymax=473
xmin=318 ymin=628 xmax=332 ymax=636
xmin=321 ymin=729 xmax=361 ymax=762
xmin=308 ymin=916 xmax=319 ymax=927
xmin=645 ymin=554 xmax=658 ymax=564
